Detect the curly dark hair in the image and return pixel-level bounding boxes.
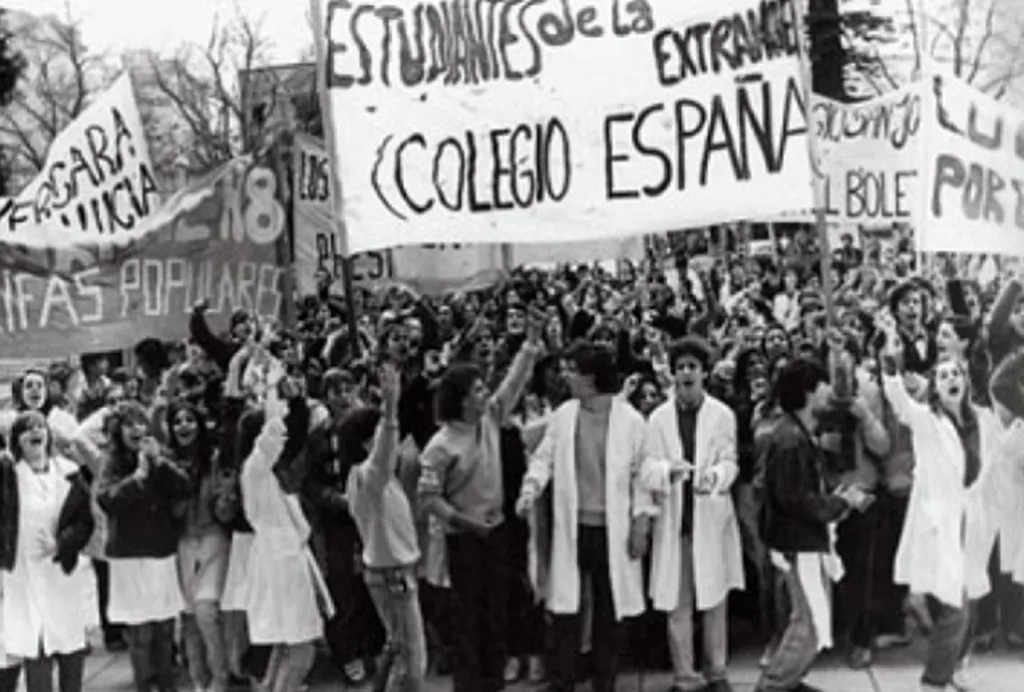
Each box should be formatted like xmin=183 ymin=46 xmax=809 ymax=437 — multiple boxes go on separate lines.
xmin=165 ymin=399 xmax=215 ymax=495
xmin=435 ymin=363 xmax=484 ymax=423
xmin=103 ymin=401 xmax=151 ymax=477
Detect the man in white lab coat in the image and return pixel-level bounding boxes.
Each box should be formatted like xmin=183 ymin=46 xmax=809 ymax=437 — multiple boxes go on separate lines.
xmin=644 ymin=336 xmax=744 ymax=692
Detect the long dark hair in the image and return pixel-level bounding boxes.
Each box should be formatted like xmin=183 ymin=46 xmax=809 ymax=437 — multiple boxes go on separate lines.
xmin=927 ymin=356 xmax=977 ymax=428
xmin=165 ymin=399 xmax=215 ymax=494
xmin=103 ymin=401 xmax=151 ymax=478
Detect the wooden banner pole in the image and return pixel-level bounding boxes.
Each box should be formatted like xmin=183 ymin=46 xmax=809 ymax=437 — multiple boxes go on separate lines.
xmin=309 ymin=0 xmax=361 ymax=358
xmin=795 ymin=0 xmax=837 ymax=327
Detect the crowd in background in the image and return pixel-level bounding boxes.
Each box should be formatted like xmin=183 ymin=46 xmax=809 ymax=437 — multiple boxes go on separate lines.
xmin=0 ymin=235 xmax=1023 ymax=692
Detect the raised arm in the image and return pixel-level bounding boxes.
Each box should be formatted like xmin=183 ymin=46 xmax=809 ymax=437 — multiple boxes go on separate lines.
xmin=854 ymin=374 xmax=891 ymax=458
xmin=489 ymin=310 xmax=545 ymax=424
xmin=877 ymin=311 xmax=929 ymax=429
xmin=986 ymin=278 xmax=1023 ymax=357
xmin=189 ymin=300 xmax=234 ymax=371
xmin=244 ymin=377 xmax=291 ymax=479
xmin=353 ymin=362 xmax=402 ymax=496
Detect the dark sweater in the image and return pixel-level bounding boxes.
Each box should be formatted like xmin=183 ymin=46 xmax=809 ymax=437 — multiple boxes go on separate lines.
xmin=98 ymin=455 xmax=191 ymax=559
xmin=761 ymin=413 xmax=847 ymax=554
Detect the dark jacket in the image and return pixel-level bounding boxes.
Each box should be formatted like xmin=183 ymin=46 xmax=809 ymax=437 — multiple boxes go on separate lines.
xmin=760 ymin=413 xmax=847 ymax=554
xmin=304 ymin=415 xmax=356 ymax=531
xmin=0 ymin=456 xmax=95 ymax=574
xmin=898 ymin=328 xmax=938 ymax=376
xmin=97 ymin=454 xmax=191 ymax=559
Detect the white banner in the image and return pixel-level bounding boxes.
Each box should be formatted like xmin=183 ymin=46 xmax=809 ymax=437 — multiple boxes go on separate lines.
xmin=293 ymin=133 xmax=504 ymax=295
xmin=312 ymin=0 xmax=815 ymax=253
xmin=0 ymin=74 xmax=157 ymax=247
xmin=813 ymin=82 xmax=923 ymax=225
xmin=919 ymin=74 xmax=1024 ymax=254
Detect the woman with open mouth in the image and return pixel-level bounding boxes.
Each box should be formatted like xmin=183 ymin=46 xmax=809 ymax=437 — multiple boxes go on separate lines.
xmin=97 ymin=402 xmax=191 ymax=692
xmin=877 ymin=312 xmax=1021 ymax=692
xmin=167 ymin=401 xmax=232 ymax=692
xmin=0 ymin=369 xmax=79 ymax=462
xmin=0 ymin=410 xmax=95 ymax=692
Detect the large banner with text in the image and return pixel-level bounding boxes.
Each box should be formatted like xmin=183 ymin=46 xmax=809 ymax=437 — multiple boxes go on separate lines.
xmin=313 ymin=0 xmax=815 ymax=253
xmin=293 ymin=133 xmax=505 ymax=295
xmin=813 ymin=82 xmax=923 ymax=226
xmin=0 ymin=74 xmax=159 ymax=248
xmin=293 ymin=133 xmax=644 ymax=293
xmin=919 ymin=75 xmax=1024 ymax=254
xmin=0 ymin=158 xmax=291 ymax=358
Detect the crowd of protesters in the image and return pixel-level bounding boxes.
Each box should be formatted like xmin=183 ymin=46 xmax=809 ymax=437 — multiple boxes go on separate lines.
xmin=0 ymin=235 xmax=1023 ymax=692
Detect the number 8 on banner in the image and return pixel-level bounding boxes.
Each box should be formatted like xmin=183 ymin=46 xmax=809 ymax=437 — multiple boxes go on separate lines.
xmin=245 ymin=167 xmax=285 ymax=244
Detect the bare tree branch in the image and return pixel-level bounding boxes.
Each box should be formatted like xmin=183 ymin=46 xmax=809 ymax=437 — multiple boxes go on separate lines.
xmin=137 ymin=3 xmax=275 ymax=179
xmin=0 ymin=11 xmax=96 ymax=181
xmin=0 ymin=118 xmax=45 ymax=170
xmin=967 ymin=0 xmax=999 ymax=83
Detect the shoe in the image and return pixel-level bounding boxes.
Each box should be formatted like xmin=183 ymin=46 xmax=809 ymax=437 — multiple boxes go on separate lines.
xmin=343 ymin=659 xmax=367 ymax=685
xmin=950 ymin=660 xmax=974 ymax=691
xmin=848 ymin=646 xmax=872 ymax=669
xmin=527 ymin=655 xmax=546 ymax=683
xmin=504 ymin=657 xmax=522 ymax=683
xmin=1007 ymin=630 xmax=1024 ymax=650
xmin=706 ymin=680 xmax=734 ymax=692
xmin=792 ymin=684 xmax=825 ymax=692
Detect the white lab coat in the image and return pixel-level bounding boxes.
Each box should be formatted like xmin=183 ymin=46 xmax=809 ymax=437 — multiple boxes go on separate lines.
xmin=883 ymin=374 xmax=1011 ymax=607
xmin=240 ymin=408 xmax=333 ymax=645
xmin=644 ymin=396 xmax=745 ymax=612
xmin=522 ymin=398 xmax=652 ymax=620
xmin=992 ymin=421 xmax=1024 ymax=584
xmin=2 ymin=456 xmax=88 ymax=658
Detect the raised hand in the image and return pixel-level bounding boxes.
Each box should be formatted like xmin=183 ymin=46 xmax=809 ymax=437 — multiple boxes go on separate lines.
xmin=526 ymin=307 xmax=546 ymax=346
xmin=379 ymin=361 xmax=402 ymax=412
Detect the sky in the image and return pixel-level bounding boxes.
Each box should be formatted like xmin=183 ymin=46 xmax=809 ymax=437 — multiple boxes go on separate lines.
xmin=1 ymin=0 xmax=312 ymax=62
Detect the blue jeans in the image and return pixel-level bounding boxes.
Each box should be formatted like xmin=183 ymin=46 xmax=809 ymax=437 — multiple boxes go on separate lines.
xmin=365 ymin=566 xmax=427 ymax=692
xmin=756 ymin=556 xmax=818 ymax=691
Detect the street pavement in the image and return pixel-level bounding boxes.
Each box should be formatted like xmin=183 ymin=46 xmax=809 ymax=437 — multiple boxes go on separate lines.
xmin=76 ymin=639 xmax=1024 ymax=691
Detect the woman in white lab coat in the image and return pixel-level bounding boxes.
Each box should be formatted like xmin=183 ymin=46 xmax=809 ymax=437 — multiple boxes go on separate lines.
xmin=0 ymin=411 xmax=94 ymax=692
xmin=878 ymin=315 xmax=1016 ymax=691
xmin=238 ymin=374 xmax=333 ymax=692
